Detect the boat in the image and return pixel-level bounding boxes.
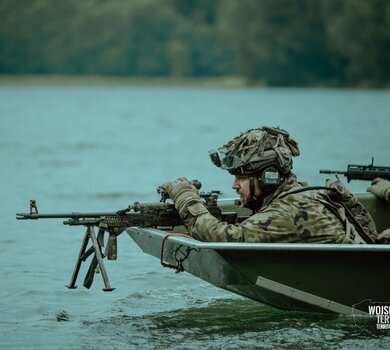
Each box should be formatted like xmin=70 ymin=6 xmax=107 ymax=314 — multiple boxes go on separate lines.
xmin=127 ymin=192 xmax=390 ymax=315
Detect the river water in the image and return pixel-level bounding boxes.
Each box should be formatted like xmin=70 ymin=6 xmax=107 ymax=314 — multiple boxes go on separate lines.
xmin=1 ymin=82 xmax=389 ymax=349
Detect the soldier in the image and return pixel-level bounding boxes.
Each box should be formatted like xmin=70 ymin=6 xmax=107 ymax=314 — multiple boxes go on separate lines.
xmin=161 ymin=126 xmax=375 ymax=243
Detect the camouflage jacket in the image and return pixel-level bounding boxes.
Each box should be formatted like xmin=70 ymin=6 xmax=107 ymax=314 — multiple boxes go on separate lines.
xmin=174 ymin=175 xmax=365 ymax=243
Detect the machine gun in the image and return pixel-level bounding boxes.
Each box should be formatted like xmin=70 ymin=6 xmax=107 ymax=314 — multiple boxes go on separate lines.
xmin=16 ymin=181 xmax=237 ymax=291
xmin=319 ymin=158 xmax=390 ymax=182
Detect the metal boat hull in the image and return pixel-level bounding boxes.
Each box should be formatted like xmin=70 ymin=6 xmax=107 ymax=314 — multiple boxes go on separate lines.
xmin=127 ymin=194 xmax=390 ymax=314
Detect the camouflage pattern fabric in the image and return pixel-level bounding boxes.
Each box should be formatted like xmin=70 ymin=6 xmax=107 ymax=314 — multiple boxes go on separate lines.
xmin=367 ymin=178 xmax=390 ymax=242
xmin=325 ymin=178 xmax=377 ymax=242
xmin=377 ymin=229 xmax=390 ymax=243
xmin=213 ymin=126 xmax=300 ymax=175
xmin=173 ymin=174 xmax=366 ymax=243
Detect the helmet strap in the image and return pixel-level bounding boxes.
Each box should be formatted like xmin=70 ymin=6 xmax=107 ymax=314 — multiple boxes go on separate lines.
xmin=245 ymin=176 xmax=261 ymax=212
xmin=249 ymin=176 xmax=256 ymax=198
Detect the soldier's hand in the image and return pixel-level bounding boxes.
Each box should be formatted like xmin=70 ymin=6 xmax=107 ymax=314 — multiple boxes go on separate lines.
xmin=160 ymin=177 xmax=198 ymax=201
xmin=367 ymin=178 xmax=390 ymax=202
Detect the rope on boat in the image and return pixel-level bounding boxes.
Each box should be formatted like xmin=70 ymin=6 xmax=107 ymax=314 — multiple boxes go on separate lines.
xmin=160 ymin=233 xmax=194 ymax=273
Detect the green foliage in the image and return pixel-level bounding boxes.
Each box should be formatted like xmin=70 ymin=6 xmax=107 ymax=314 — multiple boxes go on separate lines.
xmin=323 ymin=0 xmax=390 ymax=87
xmin=225 ymin=0 xmax=334 ymax=85
xmin=0 ymin=0 xmax=388 ymax=86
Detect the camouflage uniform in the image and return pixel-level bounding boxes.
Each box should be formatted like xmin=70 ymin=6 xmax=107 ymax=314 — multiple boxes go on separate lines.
xmin=173 ymin=174 xmax=369 ymax=243
xmin=162 ymin=126 xmax=376 ymax=244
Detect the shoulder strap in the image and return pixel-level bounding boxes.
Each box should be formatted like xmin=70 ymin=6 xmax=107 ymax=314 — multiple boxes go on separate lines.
xmin=319 ymin=192 xmax=373 ymax=244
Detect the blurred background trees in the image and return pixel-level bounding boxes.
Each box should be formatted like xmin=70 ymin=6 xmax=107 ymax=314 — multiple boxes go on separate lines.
xmin=0 ymin=0 xmax=388 ymax=87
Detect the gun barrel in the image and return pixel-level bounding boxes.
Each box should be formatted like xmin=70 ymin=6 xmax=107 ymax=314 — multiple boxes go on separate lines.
xmin=16 ymin=212 xmax=118 ymax=220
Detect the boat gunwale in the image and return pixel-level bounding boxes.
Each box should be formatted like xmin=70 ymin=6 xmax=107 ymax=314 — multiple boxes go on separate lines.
xmin=127 ymin=227 xmax=390 ymax=252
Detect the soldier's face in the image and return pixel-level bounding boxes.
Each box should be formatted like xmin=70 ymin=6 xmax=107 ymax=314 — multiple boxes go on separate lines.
xmin=232 ymin=175 xmax=262 ymax=205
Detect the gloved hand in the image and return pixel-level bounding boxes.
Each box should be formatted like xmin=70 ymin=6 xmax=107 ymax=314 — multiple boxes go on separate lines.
xmin=160 ymin=177 xmax=198 ymax=202
xmin=160 ymin=178 xmax=208 ymax=231
xmin=367 ymin=178 xmax=390 ymax=202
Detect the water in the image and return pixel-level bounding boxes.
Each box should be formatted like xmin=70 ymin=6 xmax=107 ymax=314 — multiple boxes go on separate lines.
xmin=1 ymin=83 xmax=389 ymax=349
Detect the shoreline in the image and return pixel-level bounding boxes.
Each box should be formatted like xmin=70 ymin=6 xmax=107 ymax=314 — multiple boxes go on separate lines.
xmin=0 ymin=75 xmax=388 ymax=90
xmin=0 ymin=74 xmax=248 ymax=88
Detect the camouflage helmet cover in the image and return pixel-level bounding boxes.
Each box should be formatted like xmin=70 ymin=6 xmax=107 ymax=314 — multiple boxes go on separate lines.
xmin=210 ymin=126 xmax=300 ymax=175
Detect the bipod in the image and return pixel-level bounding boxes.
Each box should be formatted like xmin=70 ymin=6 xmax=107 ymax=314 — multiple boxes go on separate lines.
xmin=66 ymin=224 xmax=115 ymax=292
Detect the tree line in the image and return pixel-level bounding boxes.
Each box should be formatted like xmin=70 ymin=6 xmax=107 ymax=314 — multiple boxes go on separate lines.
xmin=0 ymin=0 xmax=389 ymax=87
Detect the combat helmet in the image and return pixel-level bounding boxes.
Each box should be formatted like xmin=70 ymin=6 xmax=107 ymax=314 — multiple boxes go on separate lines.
xmin=209 ymin=126 xmax=300 ymax=177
